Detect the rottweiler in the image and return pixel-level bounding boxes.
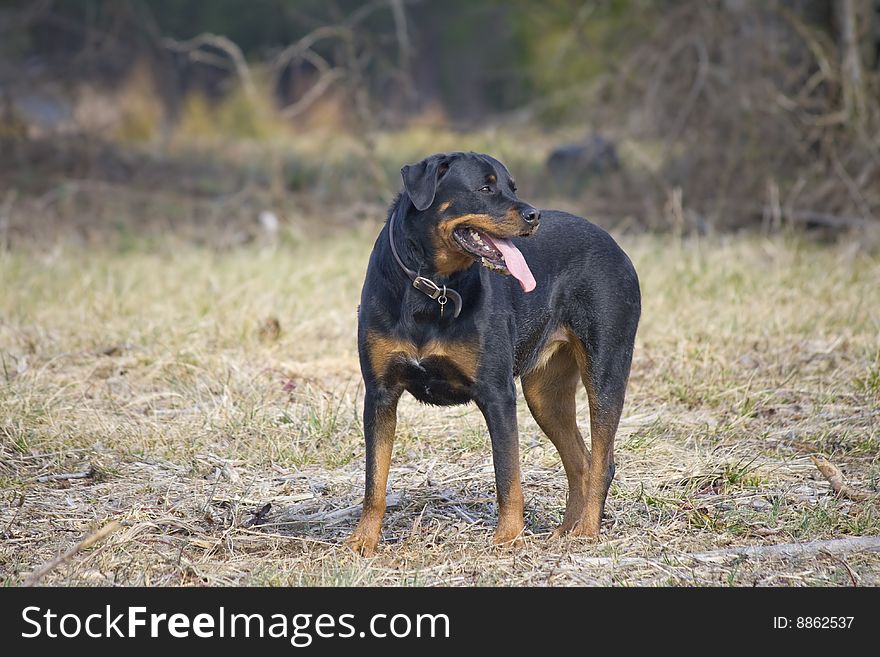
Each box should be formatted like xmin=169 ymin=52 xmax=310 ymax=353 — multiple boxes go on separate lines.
xmin=346 ymin=152 xmax=640 ymax=556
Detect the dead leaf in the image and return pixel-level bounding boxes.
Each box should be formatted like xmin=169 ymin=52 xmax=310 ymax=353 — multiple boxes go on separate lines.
xmin=811 ymin=455 xmax=872 ymax=501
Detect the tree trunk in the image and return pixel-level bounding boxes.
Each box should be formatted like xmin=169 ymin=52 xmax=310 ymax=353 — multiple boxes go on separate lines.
xmin=839 ymin=0 xmax=868 ymax=126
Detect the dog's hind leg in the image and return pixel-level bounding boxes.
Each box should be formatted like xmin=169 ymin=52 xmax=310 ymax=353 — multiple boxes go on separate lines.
xmin=569 ymin=329 xmax=634 ymax=539
xmin=522 ymin=341 xmax=592 ymax=539
xmin=345 ymin=387 xmax=401 ymax=556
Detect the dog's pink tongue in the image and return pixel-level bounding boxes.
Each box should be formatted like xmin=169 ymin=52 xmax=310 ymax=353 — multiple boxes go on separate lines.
xmin=485 ymin=236 xmax=536 ymax=293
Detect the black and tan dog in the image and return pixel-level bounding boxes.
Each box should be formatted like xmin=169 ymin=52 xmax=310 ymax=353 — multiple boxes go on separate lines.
xmin=346 ymin=152 xmax=640 ymax=556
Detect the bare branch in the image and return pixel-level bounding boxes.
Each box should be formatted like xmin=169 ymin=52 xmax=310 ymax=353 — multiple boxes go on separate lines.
xmin=271 ymin=25 xmax=352 ymax=82
xmin=163 ymin=33 xmax=255 ymax=99
xmin=565 ymin=536 xmax=880 ymax=569
xmin=279 ymin=68 xmax=346 ymax=119
xmin=23 ymin=521 xmax=121 ymax=586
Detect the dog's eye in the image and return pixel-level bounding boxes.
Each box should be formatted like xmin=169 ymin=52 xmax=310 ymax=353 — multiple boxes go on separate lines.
xmin=479 ymin=185 xmax=492 ymax=193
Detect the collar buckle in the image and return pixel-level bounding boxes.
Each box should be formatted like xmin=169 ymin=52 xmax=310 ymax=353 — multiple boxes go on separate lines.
xmin=412 ymin=276 xmax=443 ymax=299
xmin=389 ymin=208 xmax=463 ymax=319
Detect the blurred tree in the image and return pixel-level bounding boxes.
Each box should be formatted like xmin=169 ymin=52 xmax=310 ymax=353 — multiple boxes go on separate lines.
xmin=2 ymin=0 xmax=879 ymax=230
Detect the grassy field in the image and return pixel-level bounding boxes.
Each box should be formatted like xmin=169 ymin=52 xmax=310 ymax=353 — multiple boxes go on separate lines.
xmin=1 ymin=222 xmax=879 ymax=586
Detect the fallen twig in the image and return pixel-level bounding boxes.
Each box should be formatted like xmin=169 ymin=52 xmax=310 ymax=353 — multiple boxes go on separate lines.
xmin=22 ymin=521 xmax=122 ymax=586
xmin=567 ymin=536 xmax=880 ymax=568
xmin=2 ymin=493 xmax=25 ymax=537
xmin=275 ymin=493 xmax=405 ymax=527
xmin=820 ymin=551 xmax=861 ymax=586
xmin=36 ymin=468 xmax=95 ymax=483
xmin=688 ymin=536 xmax=880 ymax=561
xmin=438 ymin=494 xmax=479 ymax=524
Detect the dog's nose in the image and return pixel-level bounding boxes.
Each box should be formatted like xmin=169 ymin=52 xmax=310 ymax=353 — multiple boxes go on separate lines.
xmin=521 ymin=207 xmax=540 ymax=225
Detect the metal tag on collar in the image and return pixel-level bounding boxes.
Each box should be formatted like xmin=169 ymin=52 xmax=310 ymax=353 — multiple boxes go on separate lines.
xmin=412 ymin=276 xmax=443 ymax=299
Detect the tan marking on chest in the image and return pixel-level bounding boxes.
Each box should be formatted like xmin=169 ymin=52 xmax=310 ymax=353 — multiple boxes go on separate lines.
xmin=366 ymin=331 xmax=479 ymax=380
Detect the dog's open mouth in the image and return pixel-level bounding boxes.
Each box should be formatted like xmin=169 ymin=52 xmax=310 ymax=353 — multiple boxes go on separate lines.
xmin=453 ymin=226 xmax=536 ymax=292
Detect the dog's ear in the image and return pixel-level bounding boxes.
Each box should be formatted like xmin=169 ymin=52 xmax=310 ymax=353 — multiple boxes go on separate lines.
xmin=401 ymin=154 xmax=450 ymax=211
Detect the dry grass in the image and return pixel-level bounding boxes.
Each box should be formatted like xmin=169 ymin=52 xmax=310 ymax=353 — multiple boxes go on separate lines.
xmin=2 ymin=224 xmax=879 ymax=586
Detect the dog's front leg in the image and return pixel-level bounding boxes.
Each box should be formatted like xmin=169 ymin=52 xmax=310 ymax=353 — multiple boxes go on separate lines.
xmin=477 ymin=390 xmax=525 ymax=546
xmin=346 ymin=387 xmax=400 ymax=556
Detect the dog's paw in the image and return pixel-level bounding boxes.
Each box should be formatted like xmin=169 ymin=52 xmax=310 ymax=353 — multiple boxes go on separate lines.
xmin=344 ymin=531 xmax=379 ymax=557
xmin=548 ymin=519 xmax=600 ymax=541
xmin=492 ymin=525 xmax=525 ymax=549
xmin=548 ymin=524 xmax=573 ymax=540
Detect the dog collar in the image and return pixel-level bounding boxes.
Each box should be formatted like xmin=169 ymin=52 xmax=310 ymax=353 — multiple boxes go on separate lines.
xmin=388 ymin=208 xmax=463 ymax=319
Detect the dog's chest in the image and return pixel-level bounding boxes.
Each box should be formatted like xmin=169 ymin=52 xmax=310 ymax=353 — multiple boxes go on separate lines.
xmin=365 ymin=331 xmax=479 ymax=406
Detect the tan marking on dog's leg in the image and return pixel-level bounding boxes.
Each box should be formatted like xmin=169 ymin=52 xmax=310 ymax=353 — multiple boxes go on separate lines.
xmin=346 ymin=399 xmax=399 ymax=556
xmin=493 ymin=475 xmax=525 ymax=547
xmin=478 ymin=396 xmax=525 ymax=547
xmin=567 ymin=331 xmax=622 ymax=539
xmin=522 ymin=337 xmax=592 ymax=539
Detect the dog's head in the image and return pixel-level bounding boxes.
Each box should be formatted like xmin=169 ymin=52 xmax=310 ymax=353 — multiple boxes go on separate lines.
xmin=401 ymin=152 xmax=540 ymax=292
